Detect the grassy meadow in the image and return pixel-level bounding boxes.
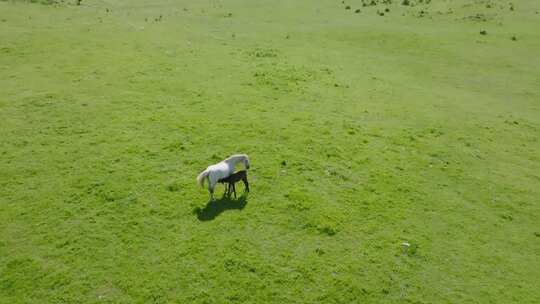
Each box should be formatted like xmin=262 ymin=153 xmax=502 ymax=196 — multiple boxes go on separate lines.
xmin=1 ymin=0 xmax=539 ymax=303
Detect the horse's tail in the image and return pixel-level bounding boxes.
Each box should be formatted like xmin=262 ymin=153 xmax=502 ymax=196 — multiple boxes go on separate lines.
xmin=197 ymin=169 xmax=210 ymax=187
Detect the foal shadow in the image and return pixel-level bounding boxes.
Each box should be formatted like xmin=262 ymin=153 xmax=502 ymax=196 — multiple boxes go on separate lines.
xmin=194 ymin=194 xmax=248 ymax=221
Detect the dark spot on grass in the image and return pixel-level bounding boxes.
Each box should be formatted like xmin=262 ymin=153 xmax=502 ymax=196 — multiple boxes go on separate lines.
xmin=480 ymin=30 xmax=487 ymax=35
xmin=511 ymin=36 xmax=517 ymax=41
xmin=166 ymin=182 xmax=181 ymax=192
xmin=355 ymin=9 xmax=361 ymax=13
xmin=345 ymin=5 xmax=351 ymax=10
xmin=500 ymin=214 xmax=513 ymax=221
xmin=319 ymin=226 xmax=337 ymax=236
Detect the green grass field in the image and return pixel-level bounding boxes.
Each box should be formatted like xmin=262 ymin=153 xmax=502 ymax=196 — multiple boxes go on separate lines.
xmin=1 ymin=0 xmax=539 ymax=303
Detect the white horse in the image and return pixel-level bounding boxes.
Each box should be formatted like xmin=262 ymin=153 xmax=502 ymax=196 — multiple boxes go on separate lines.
xmin=197 ymin=154 xmax=250 ymax=199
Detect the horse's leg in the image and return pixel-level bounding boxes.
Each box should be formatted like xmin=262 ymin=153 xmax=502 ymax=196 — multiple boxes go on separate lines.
xmin=232 ymin=183 xmax=237 ymax=199
xmin=208 ymin=181 xmax=215 ymax=200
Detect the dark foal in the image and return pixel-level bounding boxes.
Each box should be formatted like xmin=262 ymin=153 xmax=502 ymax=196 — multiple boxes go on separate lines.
xmin=218 ymin=170 xmax=250 ymax=198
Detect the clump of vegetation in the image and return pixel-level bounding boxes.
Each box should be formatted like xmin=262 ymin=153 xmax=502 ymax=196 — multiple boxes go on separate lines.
xmin=318 ymin=225 xmax=338 ymax=236
xmin=464 ymin=13 xmax=488 ymax=22
xmin=361 ymin=0 xmax=378 ymax=7
xmin=249 ymin=47 xmax=278 ymax=58
xmin=402 ymin=242 xmax=419 ymax=256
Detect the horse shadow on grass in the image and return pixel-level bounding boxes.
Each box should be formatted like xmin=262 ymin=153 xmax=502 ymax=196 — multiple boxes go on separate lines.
xmin=194 ymin=194 xmax=248 ymax=221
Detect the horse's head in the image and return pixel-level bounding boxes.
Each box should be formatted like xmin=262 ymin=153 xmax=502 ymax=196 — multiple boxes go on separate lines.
xmin=243 ymin=155 xmax=250 ymax=169
xmin=226 ymin=154 xmax=250 ymax=169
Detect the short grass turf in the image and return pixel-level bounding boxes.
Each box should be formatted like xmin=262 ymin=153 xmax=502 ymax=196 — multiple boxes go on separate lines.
xmin=1 ymin=0 xmax=540 ymax=303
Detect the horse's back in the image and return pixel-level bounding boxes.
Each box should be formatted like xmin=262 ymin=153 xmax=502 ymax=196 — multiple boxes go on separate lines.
xmin=207 ymin=161 xmax=227 ymax=171
xmin=207 ymin=162 xmax=231 ymax=182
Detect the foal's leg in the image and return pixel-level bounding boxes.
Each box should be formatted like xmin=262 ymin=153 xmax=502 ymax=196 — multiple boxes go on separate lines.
xmin=243 ymin=177 xmax=250 ymax=193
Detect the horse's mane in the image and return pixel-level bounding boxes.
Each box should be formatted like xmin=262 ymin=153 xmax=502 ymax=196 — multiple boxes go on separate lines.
xmin=226 ymin=154 xmax=248 ymax=161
